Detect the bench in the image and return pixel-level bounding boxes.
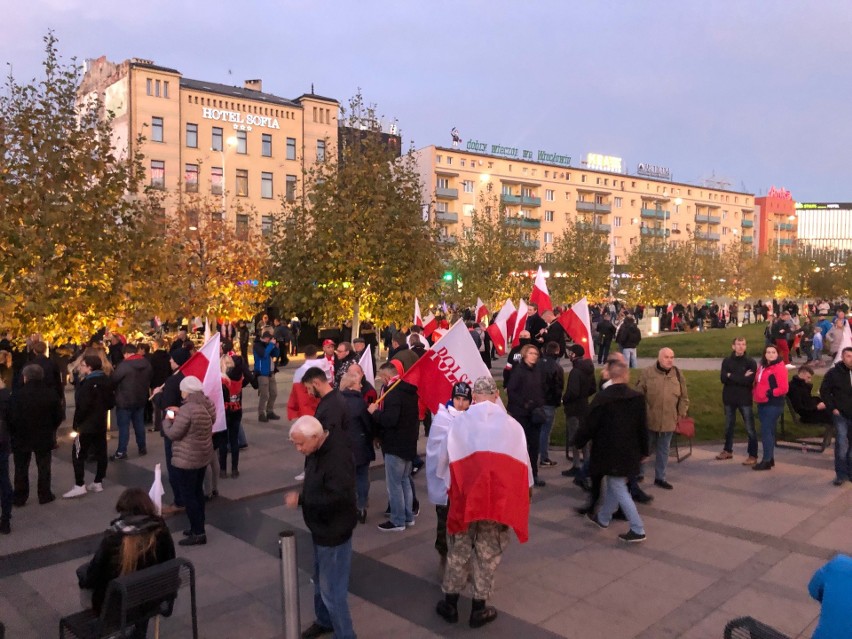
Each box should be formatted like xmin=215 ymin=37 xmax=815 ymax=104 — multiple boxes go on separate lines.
xmin=776 ymin=397 xmax=833 ymax=453
xmin=724 ymin=616 xmax=790 ymax=639
xmin=59 ymin=557 xmax=197 ymax=639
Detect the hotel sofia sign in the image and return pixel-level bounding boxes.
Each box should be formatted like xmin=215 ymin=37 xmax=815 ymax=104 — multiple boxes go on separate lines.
xmin=463 ymin=138 xmax=571 ymax=167
xmin=202 ymin=107 xmax=281 ymax=131
xmin=637 ymin=163 xmax=671 ymax=180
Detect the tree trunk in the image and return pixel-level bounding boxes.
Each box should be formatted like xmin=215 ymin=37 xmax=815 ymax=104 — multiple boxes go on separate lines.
xmin=352 ymin=297 xmax=361 ymax=339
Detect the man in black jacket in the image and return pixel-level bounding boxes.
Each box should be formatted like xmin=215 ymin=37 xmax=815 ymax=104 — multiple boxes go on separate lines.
xmin=574 ymin=359 xmax=649 ymax=543
xmin=538 ymin=341 xmax=565 ymax=468
xmin=506 ymin=344 xmax=546 ymax=486
xmin=285 ymin=415 xmax=357 ymax=639
xmin=820 ymin=347 xmax=852 ymax=486
xmin=595 ymin=313 xmax=617 ymax=365
xmin=789 ymin=366 xmax=832 ymax=426
xmin=302 ymin=367 xmax=348 ymax=442
xmin=717 ymin=337 xmax=758 ymax=464
xmin=368 ymin=361 xmax=420 ymax=531
xmin=562 ymin=344 xmax=596 ymax=476
xmin=111 ymin=344 xmax=153 ymax=460
xmin=615 ymin=316 xmax=641 ymax=368
xmin=536 ymin=311 xmax=567 ymax=358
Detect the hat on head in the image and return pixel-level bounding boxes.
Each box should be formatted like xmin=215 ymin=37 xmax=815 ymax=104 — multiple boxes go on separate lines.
xmin=322 ymin=339 xmax=335 ymax=347
xmin=170 ymin=348 xmax=191 ymax=367
xmin=568 ymin=344 xmax=585 ymax=358
xmin=452 ymin=381 xmax=472 ymax=401
xmin=472 ymin=376 xmax=497 ymax=395
xmin=179 ymin=376 xmax=203 ymax=394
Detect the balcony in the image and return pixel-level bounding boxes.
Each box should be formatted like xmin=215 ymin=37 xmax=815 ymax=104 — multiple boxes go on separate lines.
xmin=742 ymin=235 xmax=753 ymax=243
xmin=780 ymin=238 xmax=794 ymax=246
xmin=695 ymin=214 xmax=722 ymax=225
xmin=521 ymin=195 xmax=541 ymax=207
xmin=435 ymin=211 xmax=458 ymax=223
xmin=505 ymin=217 xmax=541 ymax=229
xmin=522 ymin=239 xmax=541 ymax=250
xmin=595 ymin=202 xmax=611 ymax=213
xmin=695 ymin=230 xmax=721 ymax=241
xmin=778 ymin=222 xmax=795 ymax=231
xmin=438 ymin=235 xmax=458 ymax=245
xmin=640 ymin=227 xmax=670 ymax=238
xmin=741 ymin=219 xmax=754 ymax=228
xmin=436 ymin=186 xmax=458 ymax=200
xmin=578 ymin=222 xmax=611 ymax=234
xmin=501 ymin=194 xmax=522 ymax=205
xmin=640 ymin=208 xmax=670 ymax=220
xmin=576 ymin=201 xmax=610 ymax=214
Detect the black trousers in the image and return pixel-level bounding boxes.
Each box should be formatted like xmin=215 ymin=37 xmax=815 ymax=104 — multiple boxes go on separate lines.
xmin=72 ymin=433 xmax=107 ymax=486
xmin=517 ymin=415 xmax=541 ymax=480
xmin=435 ymin=504 xmax=449 ymax=557
xmin=13 ymin=448 xmax=53 ymax=503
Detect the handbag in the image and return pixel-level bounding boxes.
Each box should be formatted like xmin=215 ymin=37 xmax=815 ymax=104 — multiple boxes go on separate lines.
xmin=675 ymin=416 xmax=695 ymax=439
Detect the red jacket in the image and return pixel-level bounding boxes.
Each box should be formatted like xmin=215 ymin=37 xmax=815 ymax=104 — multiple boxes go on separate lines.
xmin=287 ymin=382 xmax=320 ymax=419
xmin=753 ymin=361 xmax=789 ymax=404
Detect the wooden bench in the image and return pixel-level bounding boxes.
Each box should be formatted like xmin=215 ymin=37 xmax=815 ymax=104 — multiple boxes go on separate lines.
xmin=59 ymin=557 xmax=197 ymax=639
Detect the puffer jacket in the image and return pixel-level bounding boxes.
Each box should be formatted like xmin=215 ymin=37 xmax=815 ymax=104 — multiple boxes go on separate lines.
xmin=636 ymin=363 xmax=689 ymax=432
xmin=752 ymin=360 xmax=789 ymax=406
xmin=163 ymin=391 xmax=215 ymax=469
xmin=112 ymin=355 xmax=153 ymax=409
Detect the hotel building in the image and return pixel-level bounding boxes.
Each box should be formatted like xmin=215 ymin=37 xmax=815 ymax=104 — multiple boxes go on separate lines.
xmin=78 ymin=56 xmax=339 ymax=235
xmin=415 ymin=144 xmax=756 ymax=266
xmin=755 ymin=187 xmax=798 ymax=254
xmin=795 ymin=202 xmax=852 ymax=258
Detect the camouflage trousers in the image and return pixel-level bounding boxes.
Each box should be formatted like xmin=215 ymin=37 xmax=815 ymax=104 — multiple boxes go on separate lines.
xmin=442 ymin=519 xmax=510 ymax=600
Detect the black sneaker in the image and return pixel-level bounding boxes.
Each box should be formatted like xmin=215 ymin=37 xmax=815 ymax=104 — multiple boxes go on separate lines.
xmin=654 ymin=479 xmax=674 ymax=490
xmin=301 ymin=622 xmax=333 ymax=639
xmin=110 ymin=452 xmax=128 ymax=461
xmin=377 ymin=521 xmax=405 ymax=532
xmin=469 ymin=605 xmax=498 ymax=628
xmin=179 ymin=534 xmax=207 ymax=546
xmin=540 ymin=459 xmax=558 ymax=467
xmin=138 ymin=449 xmax=147 ymax=456
xmin=258 ymin=414 xmax=269 ymax=422
xmin=267 ymin=412 xmax=282 ymax=420
xmin=562 ymin=467 xmax=580 ymax=477
xmin=632 ymin=489 xmax=654 ymax=504
xmin=533 ymin=479 xmax=546 ymax=487
xmin=585 ymin=512 xmax=608 ymax=529
xmin=435 ymin=600 xmax=459 ymax=624
xmin=412 ymin=501 xmax=420 ymax=517
xmin=619 ymin=530 xmax=646 ymax=543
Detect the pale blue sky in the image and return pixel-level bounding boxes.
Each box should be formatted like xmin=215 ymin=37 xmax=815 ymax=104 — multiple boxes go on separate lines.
xmin=4 ymin=0 xmax=851 ymax=200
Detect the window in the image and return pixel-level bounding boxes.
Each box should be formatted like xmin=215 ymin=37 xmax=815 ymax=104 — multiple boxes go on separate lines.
xmin=613 ymin=237 xmax=620 ymax=246
xmin=446 ymin=156 xmax=453 ymax=165
xmin=211 ymin=210 xmax=224 ymax=224
xmin=460 ymin=159 xmax=466 ymax=167
xmin=501 ymin=184 xmax=512 ymax=195
xmin=286 ymin=175 xmax=297 ymax=201
xmin=236 ymin=214 xmax=249 ymax=240
xmin=184 ymin=123 xmax=198 ymax=149
xmin=236 ymin=130 xmax=247 ymax=154
xmin=261 ymin=215 xmax=273 ymax=238
xmin=614 ymin=216 xmax=622 ymax=227
xmin=316 ymin=140 xmax=326 ymax=162
xmin=437 ymin=177 xmax=449 ymax=189
xmin=545 ymin=210 xmax=554 ymax=222
xmin=436 ymin=155 xmax=442 ymax=163
xmin=286 ymin=137 xmax=296 ymax=160
xmin=155 ymin=80 xmax=160 ymax=97
xmin=184 ymin=164 xmax=198 ymax=192
xmin=545 ymin=189 xmax=555 ymax=201
xmin=163 ymin=81 xmax=169 ymax=99
xmin=212 ymin=127 xmax=223 ymax=151
xmin=436 ymin=201 xmax=448 ymax=213
xmin=581 ymin=175 xmax=586 ymax=182
xmin=672 ymin=222 xmax=679 ymax=231
xmin=614 ymin=197 xmax=623 ymax=208
xmin=462 ymin=180 xmax=474 ymax=193
xmin=544 ymin=232 xmax=554 ymax=244
xmin=236 ymin=169 xmax=248 ymax=196
xmin=521 ymin=187 xmax=534 ymax=197
xmin=146 ymin=79 xmax=152 ymax=96
xmin=151 ymin=117 xmax=163 ymax=142
xmin=150 ymin=160 xmax=165 ymax=189
xmin=211 ymin=167 xmax=223 ymax=194
xmin=261 ymin=172 xmax=273 ymax=199
xmin=262 ymin=134 xmax=272 ymax=157
xmin=186 ymin=209 xmax=199 ymax=229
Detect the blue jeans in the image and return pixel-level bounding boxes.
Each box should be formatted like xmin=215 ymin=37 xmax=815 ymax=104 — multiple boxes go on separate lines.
xmin=832 ymin=413 xmax=852 ymax=481
xmin=622 ymin=348 xmax=637 ymax=368
xmin=116 ymin=406 xmax=146 ymax=455
xmin=172 ymin=466 xmax=206 ymax=535
xmin=539 ymin=405 xmax=556 ymax=463
xmin=597 ymin=476 xmax=645 ymax=535
xmin=163 ymin=436 xmax=184 ymax=507
xmin=355 ymin=464 xmax=370 ymax=510
xmin=724 ymin=404 xmax=757 ymax=458
xmin=312 ymin=538 xmax=356 ymax=638
xmin=384 ymin=454 xmax=413 ymax=527
xmin=646 ymin=431 xmax=673 ymax=482
xmin=757 ymin=402 xmax=784 ymax=463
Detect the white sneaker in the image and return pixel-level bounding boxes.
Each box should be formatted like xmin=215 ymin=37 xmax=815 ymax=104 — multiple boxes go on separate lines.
xmin=86 ymin=482 xmax=104 ymax=493
xmin=63 ymin=485 xmax=87 ymax=499
xmin=295 ymin=472 xmax=305 ymax=481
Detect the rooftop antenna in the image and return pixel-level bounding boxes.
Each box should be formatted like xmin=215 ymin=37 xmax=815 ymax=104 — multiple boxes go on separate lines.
xmin=311 ymin=83 xmax=315 ymax=94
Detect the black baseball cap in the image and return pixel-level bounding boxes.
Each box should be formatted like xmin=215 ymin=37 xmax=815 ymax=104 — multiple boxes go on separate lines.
xmin=452 ymin=382 xmax=472 ymax=401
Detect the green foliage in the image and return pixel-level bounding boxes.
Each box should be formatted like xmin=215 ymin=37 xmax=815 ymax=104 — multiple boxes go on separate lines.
xmin=548 ymin=221 xmax=611 ymax=304
xmin=636 ymin=322 xmax=768 ymax=358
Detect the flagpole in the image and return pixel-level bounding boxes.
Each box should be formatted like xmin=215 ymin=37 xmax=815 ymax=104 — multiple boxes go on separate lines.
xmin=374 ymin=377 xmax=403 ymax=405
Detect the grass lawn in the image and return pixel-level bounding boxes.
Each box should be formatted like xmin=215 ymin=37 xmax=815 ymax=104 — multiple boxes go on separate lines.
xmin=636 ymin=322 xmax=769 ymax=358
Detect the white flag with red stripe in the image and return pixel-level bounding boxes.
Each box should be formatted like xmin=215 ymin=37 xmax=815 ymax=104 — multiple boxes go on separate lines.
xmin=511 ymin=299 xmax=529 ymax=347
xmin=358 ymin=345 xmax=375 ymax=387
xmin=557 ymin=297 xmax=596 ymax=360
xmin=422 ymin=312 xmax=438 ymax=339
xmin=529 ymin=266 xmax=553 ymax=313
xmin=475 ymin=298 xmax=490 ymax=324
xmin=178 ymin=333 xmax=226 ymax=433
xmin=401 ymin=320 xmax=492 ymax=414
xmin=835 ymin=321 xmax=852 ymax=363
xmin=485 ymin=299 xmax=515 ymax=356
xmin=413 ymin=298 xmax=423 ymax=327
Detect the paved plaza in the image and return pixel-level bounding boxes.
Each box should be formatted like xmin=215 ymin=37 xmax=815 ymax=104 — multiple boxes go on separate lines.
xmin=1 ymin=358 xmax=850 ymax=638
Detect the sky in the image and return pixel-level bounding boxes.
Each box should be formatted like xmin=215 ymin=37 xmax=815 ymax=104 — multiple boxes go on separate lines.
xmin=3 ymin=0 xmax=852 ymax=201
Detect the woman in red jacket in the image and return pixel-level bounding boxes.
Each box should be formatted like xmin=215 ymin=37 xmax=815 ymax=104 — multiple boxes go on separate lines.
xmin=752 ymin=345 xmax=789 ymax=471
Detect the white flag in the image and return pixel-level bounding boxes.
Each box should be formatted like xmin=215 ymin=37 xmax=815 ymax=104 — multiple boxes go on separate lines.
xmin=149 ymin=463 xmax=165 ymax=516
xmin=358 ymin=345 xmax=375 ymax=387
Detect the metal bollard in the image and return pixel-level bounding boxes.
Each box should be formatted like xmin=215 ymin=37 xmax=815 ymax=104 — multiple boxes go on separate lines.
xmin=279 ymin=530 xmax=301 ymax=639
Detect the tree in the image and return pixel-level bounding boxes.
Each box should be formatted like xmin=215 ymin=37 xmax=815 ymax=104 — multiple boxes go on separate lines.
xmin=547 ymin=222 xmax=611 ymax=304
xmin=668 ymin=234 xmax=723 ymax=304
xmin=0 ymin=33 xmax=163 ymax=344
xmin=718 ymin=239 xmax=756 ymax=302
xmin=450 ymin=192 xmax=535 ymax=305
xmin=267 ymin=93 xmax=441 ymax=333
xmin=623 ymin=236 xmax=678 ymax=305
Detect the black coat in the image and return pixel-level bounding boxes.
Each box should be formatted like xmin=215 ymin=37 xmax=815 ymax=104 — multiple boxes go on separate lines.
xmin=8 ymin=380 xmax=62 ymax=452
xmin=596 ymin=319 xmax=616 ymax=347
xmin=563 ymin=357 xmax=596 ymax=418
xmin=506 ymin=360 xmax=545 ymax=420
xmin=538 ymin=321 xmax=567 ymax=358
xmin=300 ymin=430 xmax=357 ymax=547
xmin=315 ymin=388 xmax=349 ymax=441
xmin=341 ymin=389 xmax=375 ymax=467
xmin=373 ymin=380 xmax=419 ymax=460
xmin=789 ymin=376 xmax=832 ymax=424
xmin=525 ymin=313 xmax=547 ymax=338
xmin=820 ymin=362 xmax=852 ymax=420
xmin=615 ymin=320 xmax=642 ymax=349
xmin=32 ymin=354 xmax=63 ymax=401
xmin=0 ymin=388 xmax=10 ymax=449
xmin=148 ymin=350 xmax=173 ymax=389
xmin=73 ymin=372 xmax=115 ymax=435
xmin=112 ymin=356 xmax=153 ymax=409
xmin=574 ymin=383 xmax=649 ymax=478
xmin=539 ymin=355 xmax=565 ymax=407
xmin=720 ymin=353 xmax=757 ymax=406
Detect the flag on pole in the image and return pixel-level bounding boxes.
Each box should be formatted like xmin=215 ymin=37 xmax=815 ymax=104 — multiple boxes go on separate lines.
xmin=148 ymin=463 xmax=165 ymax=516
xmin=557 ymin=297 xmax=596 ymax=360
xmin=402 ymin=320 xmax=492 ymax=414
xmin=422 ymin=312 xmax=438 ymax=339
xmin=179 ymin=333 xmax=227 ymax=433
xmin=475 ymin=298 xmax=489 ymax=324
xmin=485 ymin=299 xmax=516 ymax=356
xmin=358 ymin=345 xmax=375 ymax=387
xmin=835 ymin=321 xmax=852 ymax=363
xmin=529 ymin=266 xmax=553 ymax=313
xmin=511 ymin=300 xmax=529 ymax=347
xmin=414 ymin=298 xmax=423 ymax=327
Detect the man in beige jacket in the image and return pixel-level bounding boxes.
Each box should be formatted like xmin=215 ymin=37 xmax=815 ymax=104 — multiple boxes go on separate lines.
xmin=636 ymin=348 xmax=689 ymax=490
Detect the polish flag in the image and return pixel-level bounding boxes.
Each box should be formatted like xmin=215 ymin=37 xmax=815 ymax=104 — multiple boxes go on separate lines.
xmin=475 ymin=298 xmax=489 ymax=324
xmin=445 ymin=400 xmax=533 ymax=543
xmin=414 ymin=298 xmax=423 ymax=327
xmin=178 ymin=333 xmax=227 ymax=433
xmin=557 ymin=297 xmax=596 ymax=360
xmin=834 ymin=321 xmax=852 ymax=363
xmin=422 ymin=312 xmax=438 ymax=339
xmin=358 ymin=345 xmax=375 ymax=387
xmin=529 ymin=266 xmax=553 ymax=313
xmin=511 ymin=300 xmax=529 ymax=347
xmin=401 ymin=320 xmax=492 ymax=414
xmin=485 ymin=299 xmax=516 ymax=356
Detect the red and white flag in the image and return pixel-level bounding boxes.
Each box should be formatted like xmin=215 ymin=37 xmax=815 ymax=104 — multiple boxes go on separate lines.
xmin=413 ymin=298 xmax=423 ymax=327
xmin=835 ymin=321 xmax=852 ymax=363
xmin=446 ymin=400 xmax=533 ymax=543
xmin=485 ymin=299 xmax=516 ymax=356
xmin=529 ymin=266 xmax=553 ymax=313
xmin=557 ymin=297 xmax=596 ymax=360
xmin=401 ymin=320 xmax=492 ymax=414
xmin=178 ymin=333 xmax=226 ymax=433
xmin=475 ymin=298 xmax=489 ymax=324
xmin=358 ymin=345 xmax=375 ymax=387
xmin=422 ymin=312 xmax=438 ymax=339
xmin=511 ymin=299 xmax=529 ymax=347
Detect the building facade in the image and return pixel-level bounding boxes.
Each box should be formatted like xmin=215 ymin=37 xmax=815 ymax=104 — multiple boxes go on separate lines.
xmin=795 ymin=202 xmax=852 ymax=259
xmin=755 ymin=187 xmax=797 ymax=254
xmin=78 ymin=57 xmax=339 ymax=235
xmin=415 ymin=144 xmax=756 ymax=265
